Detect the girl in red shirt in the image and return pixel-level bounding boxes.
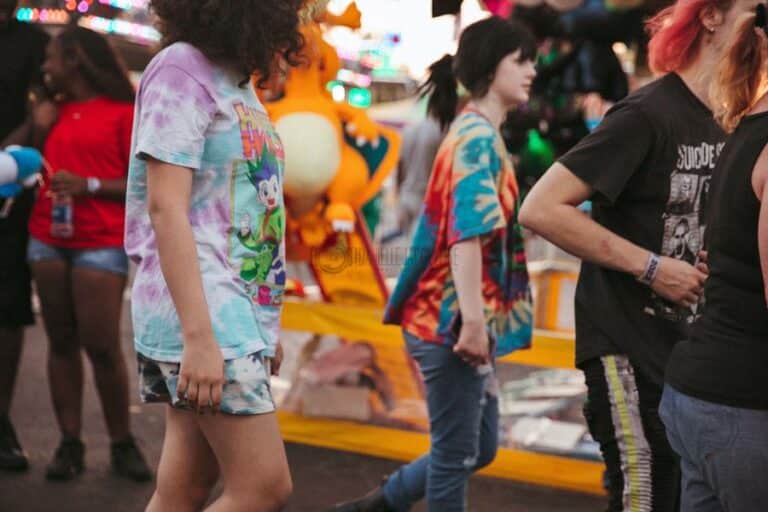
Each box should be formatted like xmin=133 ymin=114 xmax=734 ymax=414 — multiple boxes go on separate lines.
xmin=26 ymin=27 xmax=149 ymax=481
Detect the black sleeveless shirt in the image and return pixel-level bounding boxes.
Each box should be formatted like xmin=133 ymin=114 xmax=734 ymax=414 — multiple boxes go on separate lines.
xmin=666 ymin=112 xmax=768 ymax=410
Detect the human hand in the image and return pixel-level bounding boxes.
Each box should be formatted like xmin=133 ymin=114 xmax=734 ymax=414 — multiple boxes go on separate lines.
xmin=453 ymin=320 xmax=490 ymax=367
xmin=270 ymin=342 xmax=284 ymax=376
xmin=50 ymin=171 xmax=88 ymax=197
xmin=177 ymin=336 xmax=224 ymax=413
xmin=696 ymin=250 xmax=709 ymax=275
xmin=650 ymin=256 xmax=707 ymax=308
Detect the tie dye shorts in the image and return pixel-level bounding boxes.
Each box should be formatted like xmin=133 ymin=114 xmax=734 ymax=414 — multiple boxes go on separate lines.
xmin=137 ymin=352 xmax=275 ymax=415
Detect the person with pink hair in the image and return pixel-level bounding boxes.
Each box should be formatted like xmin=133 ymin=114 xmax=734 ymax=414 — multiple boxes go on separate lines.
xmin=660 ymin=4 xmax=768 ymax=509
xmin=520 ymin=0 xmax=754 ymax=509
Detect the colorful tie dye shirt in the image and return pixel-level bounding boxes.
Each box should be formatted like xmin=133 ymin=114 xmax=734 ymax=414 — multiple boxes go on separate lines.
xmin=383 ymin=110 xmax=533 ymax=356
xmin=125 ymin=43 xmax=285 ymax=362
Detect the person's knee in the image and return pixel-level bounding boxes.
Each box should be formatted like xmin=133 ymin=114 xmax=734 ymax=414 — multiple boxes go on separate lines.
xmin=83 ymin=342 xmax=121 ymax=369
xmin=153 ymin=469 xmax=218 ymax=511
xmin=147 ymin=489 xmax=211 ymax=512
xmin=258 ymin=469 xmax=293 ymax=511
xmin=189 ymin=469 xmax=219 ymax=508
xmin=269 ymin=471 xmax=293 ymax=510
xmin=431 ymin=446 xmax=476 ymax=479
xmin=49 ymin=335 xmax=79 ymax=358
xmin=227 ymin=468 xmax=292 ymax=512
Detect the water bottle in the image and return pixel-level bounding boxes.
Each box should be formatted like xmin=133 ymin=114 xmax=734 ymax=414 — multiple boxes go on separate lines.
xmin=50 ymin=192 xmax=73 ymax=238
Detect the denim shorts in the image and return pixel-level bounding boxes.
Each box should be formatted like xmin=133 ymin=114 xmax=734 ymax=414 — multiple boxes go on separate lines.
xmin=27 ymin=237 xmax=129 ymax=276
xmin=137 ymin=352 xmax=275 ymax=416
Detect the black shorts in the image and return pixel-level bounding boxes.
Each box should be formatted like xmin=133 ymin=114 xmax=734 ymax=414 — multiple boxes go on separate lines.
xmin=0 ymin=229 xmax=34 ymax=328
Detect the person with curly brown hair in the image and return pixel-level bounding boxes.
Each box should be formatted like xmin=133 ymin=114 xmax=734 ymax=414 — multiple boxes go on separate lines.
xmin=125 ymin=1 xmax=303 ymax=510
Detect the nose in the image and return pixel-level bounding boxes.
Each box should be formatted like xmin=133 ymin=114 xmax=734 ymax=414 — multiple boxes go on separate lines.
xmin=527 ymin=62 xmax=537 ymax=79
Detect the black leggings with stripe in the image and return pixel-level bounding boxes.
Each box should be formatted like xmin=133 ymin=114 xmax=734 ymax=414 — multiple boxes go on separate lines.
xmin=581 ymin=355 xmax=680 ymax=512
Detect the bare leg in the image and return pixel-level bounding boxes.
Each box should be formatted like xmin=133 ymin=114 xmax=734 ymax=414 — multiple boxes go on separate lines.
xmin=31 ymin=260 xmax=81 ymax=438
xmin=146 ymin=406 xmax=220 ymax=512
xmin=200 ymin=412 xmax=292 ymax=512
xmin=71 ymin=267 xmax=131 ymax=442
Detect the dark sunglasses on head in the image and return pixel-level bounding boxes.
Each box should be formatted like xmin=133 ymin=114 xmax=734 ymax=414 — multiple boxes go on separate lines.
xmin=756 ymin=3 xmax=767 ymax=33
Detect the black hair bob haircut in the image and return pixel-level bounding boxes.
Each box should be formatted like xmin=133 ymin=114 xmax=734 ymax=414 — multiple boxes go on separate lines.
xmin=421 ymin=16 xmax=537 ymax=130
xmin=150 ymin=0 xmax=305 ymax=86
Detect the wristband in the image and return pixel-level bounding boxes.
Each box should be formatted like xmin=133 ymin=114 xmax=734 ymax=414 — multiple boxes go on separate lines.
xmin=637 ymin=252 xmax=661 ymax=285
xmin=87 ymin=177 xmax=101 ymax=194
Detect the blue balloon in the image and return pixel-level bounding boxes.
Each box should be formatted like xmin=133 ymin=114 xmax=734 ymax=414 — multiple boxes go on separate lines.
xmin=7 ymin=147 xmax=43 ymax=180
xmin=0 ymin=183 xmax=22 ymax=199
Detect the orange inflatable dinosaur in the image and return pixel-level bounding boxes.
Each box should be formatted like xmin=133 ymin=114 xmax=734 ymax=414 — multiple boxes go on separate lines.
xmin=260 ymin=1 xmax=401 ymax=252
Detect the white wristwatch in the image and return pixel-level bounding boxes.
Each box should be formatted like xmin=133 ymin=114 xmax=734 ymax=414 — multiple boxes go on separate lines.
xmin=87 ymin=177 xmax=102 ymax=194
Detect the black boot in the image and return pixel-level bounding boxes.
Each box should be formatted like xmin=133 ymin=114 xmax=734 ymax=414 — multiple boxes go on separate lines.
xmin=46 ymin=436 xmax=85 ymax=481
xmin=0 ymin=414 xmax=28 ymax=471
xmin=111 ymin=436 xmax=152 ymax=482
xmin=326 ymin=483 xmax=394 ymax=512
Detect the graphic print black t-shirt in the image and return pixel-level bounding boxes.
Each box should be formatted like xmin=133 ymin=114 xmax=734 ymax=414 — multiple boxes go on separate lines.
xmin=558 ymin=73 xmax=725 ymax=386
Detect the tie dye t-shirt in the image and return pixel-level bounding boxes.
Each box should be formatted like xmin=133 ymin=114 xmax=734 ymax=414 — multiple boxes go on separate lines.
xmin=383 ymin=110 xmax=533 ymax=356
xmin=125 ymin=42 xmax=285 ymax=362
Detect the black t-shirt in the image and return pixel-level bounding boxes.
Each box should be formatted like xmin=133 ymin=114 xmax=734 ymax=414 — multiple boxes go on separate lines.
xmin=558 ymin=73 xmax=726 ymax=386
xmin=0 ymin=21 xmax=49 ymax=236
xmin=667 ymin=112 xmax=768 ymax=410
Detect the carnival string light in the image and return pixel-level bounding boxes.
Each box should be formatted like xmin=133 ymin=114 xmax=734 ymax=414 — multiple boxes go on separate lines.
xmin=78 ymin=15 xmax=160 ymax=43
xmin=15 ymin=8 xmax=71 ymax=24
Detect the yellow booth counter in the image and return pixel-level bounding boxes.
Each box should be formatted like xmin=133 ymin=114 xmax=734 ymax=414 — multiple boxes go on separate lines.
xmin=274 ymin=264 xmax=606 ymax=496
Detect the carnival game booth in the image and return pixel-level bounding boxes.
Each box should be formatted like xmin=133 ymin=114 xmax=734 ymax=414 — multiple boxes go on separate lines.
xmin=275 ymin=238 xmax=601 ymax=495
xmin=256 ymin=0 xmax=611 ymax=497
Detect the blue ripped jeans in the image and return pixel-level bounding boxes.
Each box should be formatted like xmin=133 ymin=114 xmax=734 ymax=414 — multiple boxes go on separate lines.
xmin=383 ymin=331 xmax=499 ymax=512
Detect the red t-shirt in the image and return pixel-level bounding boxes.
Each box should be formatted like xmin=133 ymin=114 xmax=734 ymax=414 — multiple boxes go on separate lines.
xmin=29 ymin=96 xmax=133 ymax=249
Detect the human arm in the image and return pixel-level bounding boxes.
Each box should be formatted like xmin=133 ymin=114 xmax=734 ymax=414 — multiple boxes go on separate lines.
xmin=147 ymin=158 xmax=223 ymax=412
xmin=753 ymin=144 xmax=768 ymax=307
xmin=759 ymin=189 xmax=768 ymax=307
xmin=137 ymin=60 xmax=223 ymax=411
xmin=1 ymin=120 xmax=33 ymax=148
xmin=446 ymin=129 xmax=506 ymax=365
xmin=520 ymin=164 xmax=705 ymax=306
xmin=2 ymin=96 xmax=58 ymax=150
xmin=49 ymin=173 xmax=126 ymax=200
xmin=451 ymin=237 xmax=490 ymax=366
xmin=519 ymin=104 xmax=706 ymax=307
xmin=270 ymin=342 xmax=284 ymax=376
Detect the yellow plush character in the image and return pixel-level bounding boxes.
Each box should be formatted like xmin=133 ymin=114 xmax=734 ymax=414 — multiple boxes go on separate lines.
xmin=261 ymin=1 xmax=399 ymax=250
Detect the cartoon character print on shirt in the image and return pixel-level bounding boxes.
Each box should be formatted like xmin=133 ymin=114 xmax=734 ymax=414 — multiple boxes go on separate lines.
xmin=232 ymin=102 xmax=286 ymax=307
xmin=647 ymin=141 xmax=724 ymax=324
xmin=237 ymin=160 xmax=286 ymax=282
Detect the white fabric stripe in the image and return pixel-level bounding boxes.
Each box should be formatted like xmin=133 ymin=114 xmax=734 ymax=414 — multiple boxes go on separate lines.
xmin=602 ymin=355 xmax=654 ymax=512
